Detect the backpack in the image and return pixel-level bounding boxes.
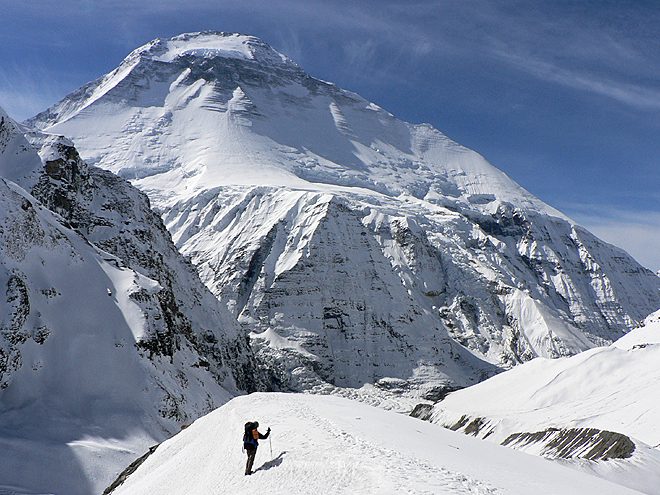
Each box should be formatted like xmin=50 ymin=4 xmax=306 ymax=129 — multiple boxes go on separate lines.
xmin=243 ymin=422 xmax=258 ymax=449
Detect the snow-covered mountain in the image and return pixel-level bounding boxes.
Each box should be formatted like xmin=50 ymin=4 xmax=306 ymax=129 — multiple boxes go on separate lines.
xmin=0 ymin=107 xmax=264 ymax=495
xmin=425 ymin=309 xmax=660 ymax=494
xmin=29 ymin=31 xmax=660 ymax=399
xmin=104 ymin=392 xmax=642 ymax=495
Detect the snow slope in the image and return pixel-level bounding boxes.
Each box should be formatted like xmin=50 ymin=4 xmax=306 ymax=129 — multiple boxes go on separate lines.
xmin=429 ymin=310 xmax=660 ymax=494
xmin=0 ymin=175 xmax=172 ymax=495
xmin=108 ymin=392 xmax=643 ymax=495
xmin=0 ymin=107 xmax=265 ymax=495
xmin=29 ymin=32 xmax=660 ymax=396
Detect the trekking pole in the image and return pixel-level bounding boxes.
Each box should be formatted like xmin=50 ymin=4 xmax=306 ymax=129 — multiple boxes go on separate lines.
xmin=269 ymin=434 xmax=273 ymax=460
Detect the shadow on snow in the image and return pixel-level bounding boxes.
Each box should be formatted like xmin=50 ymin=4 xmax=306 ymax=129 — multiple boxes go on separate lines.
xmin=254 ymin=451 xmax=287 ymax=473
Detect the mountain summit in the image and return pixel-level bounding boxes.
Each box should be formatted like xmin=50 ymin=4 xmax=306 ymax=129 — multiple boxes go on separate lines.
xmin=129 ymin=31 xmax=298 ymax=68
xmin=30 ymin=32 xmax=660 ymax=400
xmin=29 ymin=31 xmax=557 ymax=215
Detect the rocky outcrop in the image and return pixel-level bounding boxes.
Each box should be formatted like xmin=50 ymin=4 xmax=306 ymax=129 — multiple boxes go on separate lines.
xmin=22 ymin=130 xmax=266 ymax=397
xmin=0 ymin=182 xmax=62 ymax=389
xmin=102 ymin=445 xmax=159 ymax=495
xmin=426 ymin=411 xmax=636 ymax=461
xmin=28 ymin=32 xmax=660 ymax=398
xmin=502 ymin=427 xmax=635 ymax=461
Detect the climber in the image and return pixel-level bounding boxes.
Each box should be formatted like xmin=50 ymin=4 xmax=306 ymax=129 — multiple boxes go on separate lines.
xmin=243 ymin=421 xmax=270 ymax=475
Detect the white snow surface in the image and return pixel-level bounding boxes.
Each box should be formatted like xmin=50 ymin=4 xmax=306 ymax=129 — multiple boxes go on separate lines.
xmin=430 ymin=311 xmax=660 ymax=494
xmin=143 ymin=32 xmax=293 ymax=66
xmin=27 ymin=32 xmax=660 ymax=398
xmin=111 ymin=392 xmax=643 ymax=495
xmin=0 ymin=107 xmax=260 ymax=495
xmin=613 ymin=310 xmax=660 ymax=349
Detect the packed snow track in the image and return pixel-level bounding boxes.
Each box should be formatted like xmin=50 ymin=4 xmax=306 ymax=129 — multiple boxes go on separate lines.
xmin=109 ymin=393 xmax=641 ymax=495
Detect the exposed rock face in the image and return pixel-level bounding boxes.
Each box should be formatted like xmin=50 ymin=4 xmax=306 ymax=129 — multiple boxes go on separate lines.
xmin=436 ymin=412 xmax=636 ymax=461
xmin=0 ymin=108 xmax=266 ymax=495
xmin=165 ymin=184 xmax=660 ymax=394
xmin=29 ymin=32 xmax=660 ymax=396
xmin=24 ymin=130 xmax=265 ymax=395
xmin=1 ymin=109 xmax=266 ymax=402
xmin=502 ymin=428 xmax=636 ymax=461
xmin=0 ymin=174 xmax=177 ymax=495
xmin=103 ymin=444 xmax=159 ymax=495
xmin=168 ymin=188 xmax=502 ymax=395
xmin=0 ymin=197 xmax=46 ymax=389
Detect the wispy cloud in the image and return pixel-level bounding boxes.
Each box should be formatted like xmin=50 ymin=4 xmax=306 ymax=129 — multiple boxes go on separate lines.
xmin=0 ymin=65 xmax=77 ymax=121
xmin=494 ymin=50 xmax=660 ymax=111
xmin=475 ymin=2 xmax=660 ymax=110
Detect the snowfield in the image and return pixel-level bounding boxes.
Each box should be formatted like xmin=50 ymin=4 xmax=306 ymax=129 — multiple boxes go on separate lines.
xmin=430 ymin=311 xmax=660 ymax=494
xmin=110 ymin=392 xmax=644 ymax=495
xmin=2 ymin=30 xmax=659 ymax=495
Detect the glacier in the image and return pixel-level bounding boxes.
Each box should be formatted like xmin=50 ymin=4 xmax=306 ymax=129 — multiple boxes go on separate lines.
xmin=29 ymin=31 xmax=660 ymax=399
xmin=2 ymin=30 xmax=659 ymax=494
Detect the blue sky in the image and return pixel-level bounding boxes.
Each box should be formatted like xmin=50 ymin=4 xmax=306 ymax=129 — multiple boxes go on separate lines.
xmin=2 ymin=0 xmax=659 ymax=270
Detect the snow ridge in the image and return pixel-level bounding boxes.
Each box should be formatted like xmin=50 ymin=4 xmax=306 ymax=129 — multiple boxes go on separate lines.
xmin=0 ymin=109 xmax=265 ymax=495
xmin=429 ymin=313 xmax=660 ymax=494
xmin=28 ymin=32 xmax=660 ymax=400
xmin=107 ymin=392 xmax=643 ymax=495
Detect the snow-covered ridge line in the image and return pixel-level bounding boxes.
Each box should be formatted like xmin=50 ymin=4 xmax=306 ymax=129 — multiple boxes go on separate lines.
xmin=107 ymin=392 xmax=644 ymax=495
xmin=28 ymin=32 xmax=660 ymax=402
xmin=425 ymin=313 xmax=660 ymax=494
xmin=129 ymin=31 xmax=296 ymax=67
